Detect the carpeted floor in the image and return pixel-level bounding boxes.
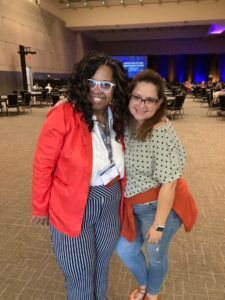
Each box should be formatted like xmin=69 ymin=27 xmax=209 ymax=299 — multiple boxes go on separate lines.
xmin=0 ymin=97 xmax=225 ymax=300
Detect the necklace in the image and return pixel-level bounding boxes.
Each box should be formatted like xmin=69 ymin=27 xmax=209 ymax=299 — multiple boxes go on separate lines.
xmin=92 ymin=114 xmax=107 ymax=128
xmin=92 ymin=110 xmax=108 ymax=130
xmin=98 ymin=122 xmax=106 ymax=128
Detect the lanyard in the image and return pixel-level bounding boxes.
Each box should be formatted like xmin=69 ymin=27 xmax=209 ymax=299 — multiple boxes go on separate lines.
xmin=97 ymin=113 xmax=113 ymax=164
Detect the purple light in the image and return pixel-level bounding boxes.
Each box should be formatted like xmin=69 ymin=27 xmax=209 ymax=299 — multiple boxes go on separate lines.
xmin=208 ymin=24 xmax=225 ymax=35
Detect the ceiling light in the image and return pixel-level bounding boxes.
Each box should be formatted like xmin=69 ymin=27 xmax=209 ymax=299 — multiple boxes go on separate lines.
xmin=208 ymin=24 xmax=225 ymax=35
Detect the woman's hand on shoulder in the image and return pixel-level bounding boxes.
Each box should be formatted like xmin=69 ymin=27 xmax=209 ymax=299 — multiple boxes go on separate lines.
xmin=32 ymin=215 xmax=49 ymax=226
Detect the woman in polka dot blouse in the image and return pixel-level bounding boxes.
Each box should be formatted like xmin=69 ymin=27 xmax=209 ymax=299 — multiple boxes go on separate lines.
xmin=116 ymin=69 xmax=197 ymax=300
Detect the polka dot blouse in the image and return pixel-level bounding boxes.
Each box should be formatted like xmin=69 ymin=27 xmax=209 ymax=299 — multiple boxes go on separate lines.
xmin=124 ymin=119 xmax=186 ymax=198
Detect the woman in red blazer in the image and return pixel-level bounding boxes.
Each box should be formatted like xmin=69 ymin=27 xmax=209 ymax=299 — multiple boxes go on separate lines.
xmin=32 ymin=51 xmax=128 ymax=300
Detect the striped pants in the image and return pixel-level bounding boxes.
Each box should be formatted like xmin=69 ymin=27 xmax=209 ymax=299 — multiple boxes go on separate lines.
xmin=50 ymin=181 xmax=121 ymax=300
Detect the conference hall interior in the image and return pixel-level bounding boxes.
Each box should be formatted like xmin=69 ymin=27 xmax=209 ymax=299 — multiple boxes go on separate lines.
xmin=0 ymin=0 xmax=225 ymax=299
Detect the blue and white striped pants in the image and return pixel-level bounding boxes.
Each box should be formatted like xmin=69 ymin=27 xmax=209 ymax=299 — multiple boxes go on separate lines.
xmin=50 ymin=181 xmax=121 ymax=300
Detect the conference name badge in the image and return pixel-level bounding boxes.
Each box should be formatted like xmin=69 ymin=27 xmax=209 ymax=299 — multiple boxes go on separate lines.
xmin=99 ymin=163 xmax=120 ymax=188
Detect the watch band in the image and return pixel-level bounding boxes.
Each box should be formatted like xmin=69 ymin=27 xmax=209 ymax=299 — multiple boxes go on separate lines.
xmin=153 ymin=224 xmax=165 ymax=232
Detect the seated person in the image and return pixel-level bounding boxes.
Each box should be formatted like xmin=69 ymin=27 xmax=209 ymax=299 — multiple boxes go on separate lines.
xmin=214 ymin=83 xmax=222 ymax=91
xmin=207 ymin=80 xmax=213 ymax=88
xmin=33 ymin=83 xmax=40 ymax=91
xmin=200 ymin=81 xmax=206 ymax=88
xmin=213 ymin=89 xmax=225 ymax=104
xmin=184 ymin=81 xmax=193 ymax=93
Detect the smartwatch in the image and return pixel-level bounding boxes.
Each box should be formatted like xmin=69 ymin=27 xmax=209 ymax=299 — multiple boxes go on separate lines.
xmin=153 ymin=225 xmax=165 ymax=232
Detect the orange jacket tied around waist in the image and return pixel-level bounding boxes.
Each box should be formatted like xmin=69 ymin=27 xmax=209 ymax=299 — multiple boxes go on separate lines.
xmin=120 ymin=178 xmax=198 ymax=242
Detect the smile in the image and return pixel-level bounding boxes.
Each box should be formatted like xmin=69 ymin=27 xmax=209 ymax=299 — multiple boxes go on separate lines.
xmin=133 ymin=107 xmax=148 ymax=114
xmin=92 ymin=96 xmax=105 ymax=104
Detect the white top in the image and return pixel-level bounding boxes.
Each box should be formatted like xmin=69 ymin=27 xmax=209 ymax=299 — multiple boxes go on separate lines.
xmin=90 ymin=107 xmax=125 ymax=186
xmin=45 ymin=85 xmax=52 ymax=93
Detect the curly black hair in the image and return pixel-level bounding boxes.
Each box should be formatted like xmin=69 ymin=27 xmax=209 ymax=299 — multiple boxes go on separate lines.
xmin=68 ymin=51 xmax=129 ymax=140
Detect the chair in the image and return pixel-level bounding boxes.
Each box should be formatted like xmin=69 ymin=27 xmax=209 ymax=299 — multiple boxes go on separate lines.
xmin=200 ymin=88 xmax=208 ymax=106
xmin=51 ymin=88 xmax=59 ymax=94
xmin=206 ymin=91 xmax=219 ymax=116
xmin=218 ymin=95 xmax=225 ymax=116
xmin=36 ymin=89 xmax=49 ymax=105
xmin=172 ymin=88 xmax=181 ymax=96
xmin=181 ymin=83 xmax=186 ymax=93
xmin=51 ymin=93 xmax=60 ymax=106
xmin=20 ymin=90 xmax=28 ymax=99
xmin=206 ymin=99 xmax=219 ymax=116
xmin=192 ymin=86 xmax=200 ymax=101
xmin=0 ymin=102 xmax=3 ymax=115
xmin=20 ymin=92 xmax=32 ymax=113
xmin=166 ymin=95 xmax=185 ymax=119
xmin=6 ymin=94 xmax=20 ymax=115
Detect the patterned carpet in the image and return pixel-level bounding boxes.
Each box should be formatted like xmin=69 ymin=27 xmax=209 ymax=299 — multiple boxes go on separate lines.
xmin=0 ymin=97 xmax=225 ymax=300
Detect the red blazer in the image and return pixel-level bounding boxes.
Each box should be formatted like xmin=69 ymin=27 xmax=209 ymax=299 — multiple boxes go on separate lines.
xmin=32 ymin=103 xmax=125 ymax=237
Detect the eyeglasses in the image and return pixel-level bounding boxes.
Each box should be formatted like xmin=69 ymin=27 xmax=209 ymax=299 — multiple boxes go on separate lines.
xmin=130 ymin=94 xmax=160 ymax=106
xmin=87 ymin=79 xmax=116 ymax=93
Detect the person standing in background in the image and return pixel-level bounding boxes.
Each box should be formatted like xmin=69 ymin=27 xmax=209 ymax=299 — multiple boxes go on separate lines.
xmin=45 ymin=82 xmax=53 ymax=93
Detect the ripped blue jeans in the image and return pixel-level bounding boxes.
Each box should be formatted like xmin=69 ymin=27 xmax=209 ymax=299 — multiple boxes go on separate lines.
xmin=116 ymin=201 xmax=181 ymax=295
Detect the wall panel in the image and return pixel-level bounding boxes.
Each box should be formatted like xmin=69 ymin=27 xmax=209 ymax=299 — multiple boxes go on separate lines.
xmin=0 ymin=0 xmax=96 ymax=93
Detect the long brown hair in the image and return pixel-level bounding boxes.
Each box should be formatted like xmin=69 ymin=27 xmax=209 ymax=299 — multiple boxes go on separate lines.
xmin=127 ymin=69 xmax=166 ymax=141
